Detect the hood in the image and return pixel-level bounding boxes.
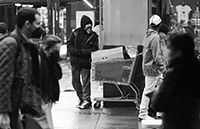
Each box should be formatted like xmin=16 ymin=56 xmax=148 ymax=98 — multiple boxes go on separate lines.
xmin=145 ymin=28 xmax=158 ymax=38
xmin=80 ymin=15 xmax=93 ymax=28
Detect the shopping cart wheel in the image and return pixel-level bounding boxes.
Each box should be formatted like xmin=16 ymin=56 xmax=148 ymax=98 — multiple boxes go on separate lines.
xmin=94 ymin=101 xmax=101 ymax=109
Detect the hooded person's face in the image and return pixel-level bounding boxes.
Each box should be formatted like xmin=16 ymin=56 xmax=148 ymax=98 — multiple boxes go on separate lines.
xmin=84 ymin=24 xmax=92 ymax=34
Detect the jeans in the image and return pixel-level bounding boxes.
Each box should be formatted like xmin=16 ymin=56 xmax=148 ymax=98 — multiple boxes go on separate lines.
xmin=138 ymin=75 xmax=161 ymax=118
xmin=71 ymin=67 xmax=91 ymax=101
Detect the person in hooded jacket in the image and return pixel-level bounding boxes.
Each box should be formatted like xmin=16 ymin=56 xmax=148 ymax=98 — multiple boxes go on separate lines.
xmin=39 ymin=35 xmax=62 ymax=129
xmin=67 ymin=15 xmax=99 ymax=109
xmin=138 ymin=15 xmax=167 ymax=120
xmin=152 ymin=33 xmax=200 ymax=129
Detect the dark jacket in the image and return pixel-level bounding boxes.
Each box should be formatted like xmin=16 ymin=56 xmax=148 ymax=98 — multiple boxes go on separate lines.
xmin=40 ymin=50 xmax=62 ymax=103
xmin=67 ymin=15 xmax=99 ymax=69
xmin=152 ymin=54 xmax=200 ymax=129
xmin=0 ymin=28 xmax=28 ymax=113
xmin=0 ymin=27 xmax=41 ymax=116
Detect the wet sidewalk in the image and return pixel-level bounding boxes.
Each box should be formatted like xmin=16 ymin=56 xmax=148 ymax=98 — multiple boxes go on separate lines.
xmin=52 ymin=61 xmax=140 ymax=129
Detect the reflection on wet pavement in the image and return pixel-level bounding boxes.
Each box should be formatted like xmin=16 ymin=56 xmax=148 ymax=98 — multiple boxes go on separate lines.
xmin=52 ymin=60 xmax=139 ymax=129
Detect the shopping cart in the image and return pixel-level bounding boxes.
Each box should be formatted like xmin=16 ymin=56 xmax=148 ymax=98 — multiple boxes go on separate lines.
xmin=92 ymin=51 xmax=143 ymax=109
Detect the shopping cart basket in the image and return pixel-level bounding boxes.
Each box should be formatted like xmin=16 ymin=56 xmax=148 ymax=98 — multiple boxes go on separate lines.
xmin=92 ymin=52 xmax=142 ymax=108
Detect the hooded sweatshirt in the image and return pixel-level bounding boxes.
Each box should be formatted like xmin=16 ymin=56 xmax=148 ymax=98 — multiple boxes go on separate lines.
xmin=67 ymin=15 xmax=98 ymax=69
xmin=80 ymin=15 xmax=93 ymax=28
xmin=142 ymin=28 xmax=166 ymax=76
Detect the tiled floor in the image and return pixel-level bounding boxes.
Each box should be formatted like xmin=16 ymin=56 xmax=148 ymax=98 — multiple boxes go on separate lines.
xmin=52 ymin=61 xmax=140 ymax=129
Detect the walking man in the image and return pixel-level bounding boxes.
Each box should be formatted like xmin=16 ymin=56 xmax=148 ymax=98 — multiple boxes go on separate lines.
xmin=0 ymin=7 xmax=41 ymax=129
xmin=67 ymin=15 xmax=99 ymax=109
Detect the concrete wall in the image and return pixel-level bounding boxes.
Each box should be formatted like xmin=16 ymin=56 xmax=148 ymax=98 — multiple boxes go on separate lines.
xmin=102 ymin=0 xmax=148 ymax=47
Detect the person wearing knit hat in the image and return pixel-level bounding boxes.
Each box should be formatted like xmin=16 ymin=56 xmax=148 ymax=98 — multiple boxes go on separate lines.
xmin=138 ymin=14 xmax=167 ymax=120
xmin=67 ymin=15 xmax=99 ymax=109
xmin=0 ymin=22 xmax=8 ymax=39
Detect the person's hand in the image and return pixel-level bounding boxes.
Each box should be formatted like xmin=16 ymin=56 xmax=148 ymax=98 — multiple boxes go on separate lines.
xmin=146 ymin=91 xmax=154 ymax=98
xmin=0 ymin=113 xmax=10 ymax=129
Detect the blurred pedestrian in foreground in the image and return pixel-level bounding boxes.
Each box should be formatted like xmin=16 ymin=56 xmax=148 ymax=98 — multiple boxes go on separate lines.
xmin=39 ymin=35 xmax=62 ymax=129
xmin=152 ymin=33 xmax=200 ymax=129
xmin=67 ymin=15 xmax=99 ymax=109
xmin=0 ymin=7 xmax=42 ymax=129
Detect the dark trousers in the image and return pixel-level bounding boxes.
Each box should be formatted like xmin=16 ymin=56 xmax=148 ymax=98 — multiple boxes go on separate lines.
xmin=71 ymin=66 xmax=91 ymax=101
xmin=10 ymin=78 xmax=24 ymax=129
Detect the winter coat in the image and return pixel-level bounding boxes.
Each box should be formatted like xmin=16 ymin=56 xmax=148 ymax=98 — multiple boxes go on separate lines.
xmin=152 ymin=54 xmax=200 ymax=129
xmin=0 ymin=27 xmax=41 ymax=116
xmin=0 ymin=28 xmax=27 ymax=113
xmin=40 ymin=49 xmax=62 ymax=103
xmin=142 ymin=28 xmax=167 ymax=76
xmin=67 ymin=15 xmax=99 ymax=69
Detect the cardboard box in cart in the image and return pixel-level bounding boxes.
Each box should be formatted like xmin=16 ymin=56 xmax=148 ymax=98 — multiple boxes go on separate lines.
xmin=91 ymin=46 xmax=124 ymax=63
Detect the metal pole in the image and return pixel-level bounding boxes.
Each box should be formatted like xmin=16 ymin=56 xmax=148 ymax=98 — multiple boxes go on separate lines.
xmin=54 ymin=0 xmax=58 ymax=35
xmin=99 ymin=0 xmax=102 ymax=49
xmin=47 ymin=0 xmax=53 ymax=34
xmin=53 ymin=0 xmax=60 ymax=36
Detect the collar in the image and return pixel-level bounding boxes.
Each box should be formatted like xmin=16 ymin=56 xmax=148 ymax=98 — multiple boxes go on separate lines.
xmin=12 ymin=27 xmax=30 ymax=44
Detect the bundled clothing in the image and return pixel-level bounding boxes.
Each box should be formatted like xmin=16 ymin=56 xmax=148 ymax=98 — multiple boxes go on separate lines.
xmin=142 ymin=28 xmax=167 ymax=77
xmin=67 ymin=15 xmax=99 ymax=69
xmin=39 ymin=50 xmax=62 ymax=103
xmin=67 ymin=15 xmax=98 ymax=108
xmin=152 ymin=54 xmax=200 ymax=129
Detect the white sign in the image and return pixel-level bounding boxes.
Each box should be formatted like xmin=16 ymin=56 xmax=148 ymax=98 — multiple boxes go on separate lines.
xmin=76 ymin=11 xmax=95 ymax=28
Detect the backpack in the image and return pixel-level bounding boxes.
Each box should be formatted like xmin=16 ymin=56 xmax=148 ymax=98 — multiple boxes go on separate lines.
xmin=0 ymin=34 xmax=21 ymax=60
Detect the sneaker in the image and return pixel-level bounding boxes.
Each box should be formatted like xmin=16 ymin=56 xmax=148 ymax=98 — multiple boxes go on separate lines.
xmin=138 ymin=115 xmax=155 ymax=121
xmin=87 ymin=100 xmax=92 ymax=107
xmin=76 ymin=99 xmax=83 ymax=108
xmin=156 ymin=112 xmax=162 ymax=119
xmin=79 ymin=100 xmax=92 ymax=109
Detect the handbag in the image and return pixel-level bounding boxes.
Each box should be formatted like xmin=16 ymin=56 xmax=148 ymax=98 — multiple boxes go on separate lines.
xmin=33 ymin=102 xmax=54 ymax=129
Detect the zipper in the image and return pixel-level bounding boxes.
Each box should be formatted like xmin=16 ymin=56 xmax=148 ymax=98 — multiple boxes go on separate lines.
xmin=83 ymin=33 xmax=94 ymax=47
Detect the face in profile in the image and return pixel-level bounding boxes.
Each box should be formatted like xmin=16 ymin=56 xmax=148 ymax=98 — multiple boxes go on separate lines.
xmin=49 ymin=43 xmax=61 ymax=54
xmin=84 ymin=24 xmax=92 ymax=34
